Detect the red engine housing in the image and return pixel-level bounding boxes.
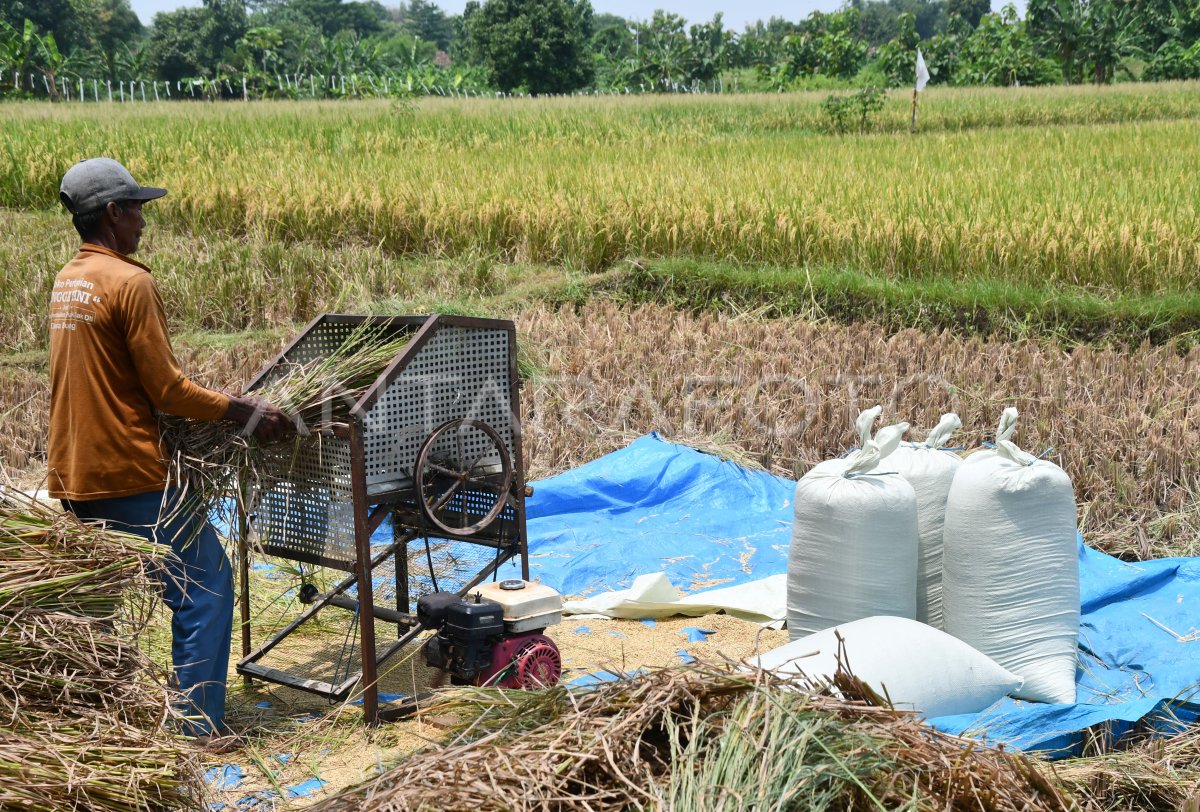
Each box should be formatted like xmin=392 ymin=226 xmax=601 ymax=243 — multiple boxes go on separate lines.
xmin=474 ymin=632 xmax=561 ymax=689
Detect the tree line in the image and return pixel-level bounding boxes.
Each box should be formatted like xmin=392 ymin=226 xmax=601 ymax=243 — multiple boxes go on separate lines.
xmin=2 ymin=0 xmax=1198 ymax=100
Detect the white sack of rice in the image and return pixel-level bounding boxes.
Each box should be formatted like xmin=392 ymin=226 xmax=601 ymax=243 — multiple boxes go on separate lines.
xmin=888 ymin=413 xmax=963 ymax=630
xmin=750 ymin=614 xmax=1023 ymax=718
xmin=788 ymin=406 xmax=918 ymax=638
xmin=942 ymin=407 xmax=1080 ymax=705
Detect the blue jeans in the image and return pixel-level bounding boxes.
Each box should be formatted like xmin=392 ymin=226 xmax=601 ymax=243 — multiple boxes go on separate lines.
xmin=63 ymin=489 xmax=234 ymax=736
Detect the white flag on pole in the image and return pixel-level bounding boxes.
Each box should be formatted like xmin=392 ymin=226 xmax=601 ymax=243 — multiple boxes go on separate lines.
xmin=915 ymin=48 xmax=930 ymax=91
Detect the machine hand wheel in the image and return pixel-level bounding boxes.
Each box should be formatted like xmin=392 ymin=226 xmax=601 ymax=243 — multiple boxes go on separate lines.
xmin=415 ymin=418 xmax=514 ymax=536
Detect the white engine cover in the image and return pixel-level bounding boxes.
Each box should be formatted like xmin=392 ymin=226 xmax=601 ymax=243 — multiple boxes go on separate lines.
xmin=474 ymin=580 xmax=562 ymax=631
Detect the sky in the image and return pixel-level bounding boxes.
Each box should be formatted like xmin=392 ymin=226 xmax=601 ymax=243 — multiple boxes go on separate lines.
xmin=128 ymin=1 xmax=849 ymax=30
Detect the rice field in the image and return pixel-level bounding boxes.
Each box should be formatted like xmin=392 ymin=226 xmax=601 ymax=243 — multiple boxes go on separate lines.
xmin=4 ymin=84 xmax=1200 ymax=810
xmin=3 ymin=84 xmax=1199 ymax=551
xmin=1 ymin=84 xmax=1199 ymax=332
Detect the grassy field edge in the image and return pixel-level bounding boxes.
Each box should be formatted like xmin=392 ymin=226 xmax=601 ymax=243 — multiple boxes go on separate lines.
xmin=615 ymin=259 xmax=1200 ymax=347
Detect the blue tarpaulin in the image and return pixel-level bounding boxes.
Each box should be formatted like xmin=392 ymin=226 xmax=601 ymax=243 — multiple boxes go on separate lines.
xmin=313 ymin=432 xmax=1200 ymax=754
xmin=514 ymin=434 xmax=1200 ymax=756
xmin=522 ymin=433 xmax=793 ymax=596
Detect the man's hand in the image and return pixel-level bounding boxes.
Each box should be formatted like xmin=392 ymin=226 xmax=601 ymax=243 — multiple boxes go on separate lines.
xmin=224 ymin=396 xmax=294 ymax=443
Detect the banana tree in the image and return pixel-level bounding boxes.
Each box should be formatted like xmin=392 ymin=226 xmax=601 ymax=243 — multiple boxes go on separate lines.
xmin=0 ymin=20 xmax=39 ymax=93
xmin=1029 ymin=0 xmax=1146 ymax=84
xmin=1080 ymin=0 xmax=1146 ymax=83
xmin=630 ymin=11 xmax=691 ymax=89
xmin=0 ymin=22 xmax=22 ymax=91
xmin=236 ymin=25 xmax=284 ymax=97
xmin=33 ymin=28 xmax=67 ymax=99
xmin=113 ymin=41 xmax=151 ymax=78
xmin=63 ymin=44 xmax=102 ymax=79
xmin=1027 ymin=0 xmax=1086 ymax=83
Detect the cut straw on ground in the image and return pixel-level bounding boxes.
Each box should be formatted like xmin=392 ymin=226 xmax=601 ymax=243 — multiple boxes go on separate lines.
xmin=320 ymin=664 xmax=1075 ymax=812
xmin=0 ymin=486 xmax=205 ymax=811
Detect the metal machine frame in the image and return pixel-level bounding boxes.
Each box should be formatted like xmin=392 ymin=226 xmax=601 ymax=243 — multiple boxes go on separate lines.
xmin=233 ymin=314 xmax=528 ymax=723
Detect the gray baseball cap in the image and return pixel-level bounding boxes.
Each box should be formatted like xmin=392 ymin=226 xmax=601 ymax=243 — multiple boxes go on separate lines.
xmin=59 ymin=157 xmax=167 ymax=215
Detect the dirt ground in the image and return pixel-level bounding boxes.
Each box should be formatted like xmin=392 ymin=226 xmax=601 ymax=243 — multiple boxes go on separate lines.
xmin=206 ymin=612 xmax=790 ymax=810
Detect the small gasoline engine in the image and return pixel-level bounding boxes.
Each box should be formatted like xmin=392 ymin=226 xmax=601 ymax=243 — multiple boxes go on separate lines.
xmin=418 ymin=579 xmax=563 ymax=688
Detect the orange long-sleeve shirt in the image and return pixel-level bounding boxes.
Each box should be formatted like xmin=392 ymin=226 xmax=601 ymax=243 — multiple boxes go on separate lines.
xmin=48 ymin=244 xmax=230 ymax=500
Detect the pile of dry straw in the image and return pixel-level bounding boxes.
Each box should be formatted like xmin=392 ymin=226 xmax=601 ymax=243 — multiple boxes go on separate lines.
xmin=322 ymin=665 xmax=1073 ymax=812
xmin=0 ymin=488 xmax=202 ymax=811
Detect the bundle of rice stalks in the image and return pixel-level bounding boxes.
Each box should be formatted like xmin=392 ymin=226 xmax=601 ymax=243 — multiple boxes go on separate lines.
xmin=0 ymin=488 xmax=203 ymax=811
xmin=320 ymin=664 xmax=1074 ymax=812
xmin=0 ymin=612 xmax=165 ymax=718
xmin=0 ymin=500 xmax=158 ymax=616
xmin=162 ymin=321 xmax=412 ymax=511
xmin=0 ymin=722 xmax=189 ymax=811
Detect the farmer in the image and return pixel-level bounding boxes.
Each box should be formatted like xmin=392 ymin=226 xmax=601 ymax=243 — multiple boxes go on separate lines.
xmin=49 ymin=157 xmax=292 ymax=751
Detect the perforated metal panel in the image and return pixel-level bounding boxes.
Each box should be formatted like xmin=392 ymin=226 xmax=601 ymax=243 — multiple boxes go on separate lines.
xmin=254 ymin=317 xmax=418 ymax=391
xmin=238 ymin=314 xmax=528 ymax=717
xmin=245 ymin=317 xmax=518 ymax=568
xmin=362 ymin=326 xmax=514 ymax=489
xmin=254 ymin=437 xmax=357 ymax=568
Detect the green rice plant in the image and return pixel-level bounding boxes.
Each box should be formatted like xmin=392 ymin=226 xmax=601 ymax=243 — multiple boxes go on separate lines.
xmin=620 ymin=258 xmax=1200 ymax=346
xmin=0 ymin=209 xmax=564 ymax=354
xmin=0 ymin=85 xmax=1197 ymax=313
